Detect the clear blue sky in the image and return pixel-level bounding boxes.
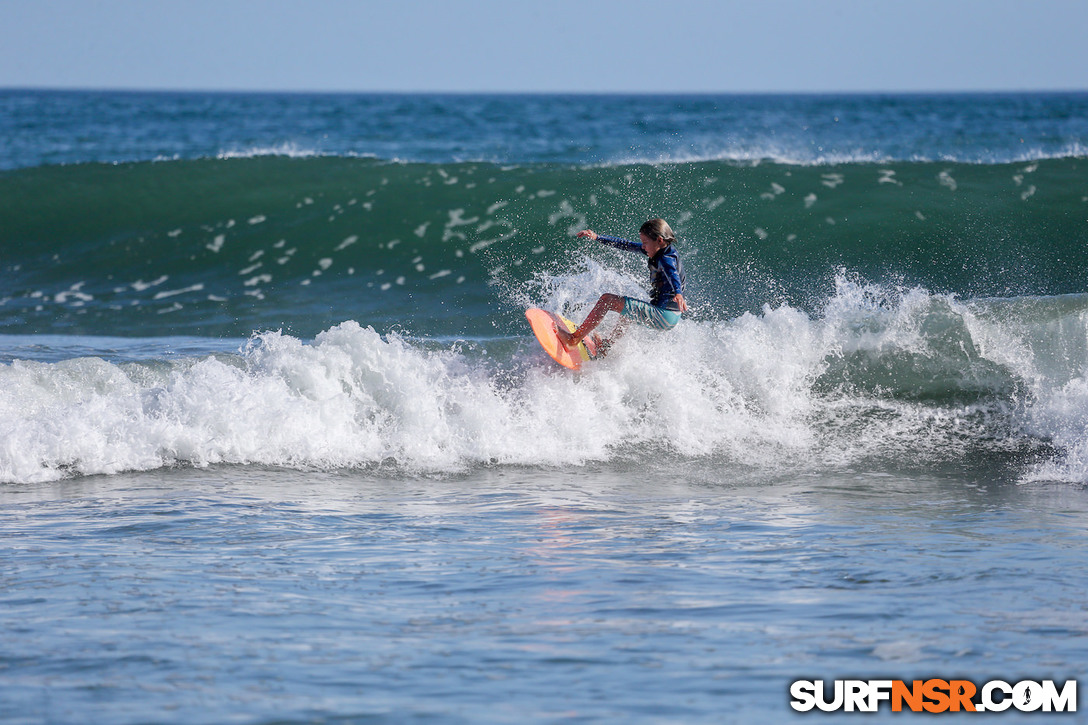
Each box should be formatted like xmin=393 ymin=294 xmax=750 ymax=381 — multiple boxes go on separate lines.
xmin=1 ymin=0 xmax=1086 ymax=93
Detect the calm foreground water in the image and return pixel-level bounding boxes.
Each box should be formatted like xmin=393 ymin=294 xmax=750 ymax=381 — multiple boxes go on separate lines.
xmin=4 ymin=463 xmax=1087 ymax=723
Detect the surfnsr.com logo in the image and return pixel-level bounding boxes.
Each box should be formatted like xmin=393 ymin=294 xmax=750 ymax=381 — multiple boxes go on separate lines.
xmin=790 ymin=679 xmax=1077 ymax=713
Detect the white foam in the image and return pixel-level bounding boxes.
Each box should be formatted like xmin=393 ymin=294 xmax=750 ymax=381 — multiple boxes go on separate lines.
xmin=131 ymin=276 xmax=169 ymax=292
xmin=215 ymin=143 xmax=325 ymax=160
xmin=54 ymin=282 xmax=93 ymax=305
xmin=6 ymin=278 xmax=1088 ymax=484
xmin=153 ymin=284 xmax=204 ymax=300
xmin=599 ymin=140 xmax=1088 ymax=169
xmin=0 ymin=310 xmax=803 ymax=482
xmin=1019 ymin=380 xmax=1088 ymax=481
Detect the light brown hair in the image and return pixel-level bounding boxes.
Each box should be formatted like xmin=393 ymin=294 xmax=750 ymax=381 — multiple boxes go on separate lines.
xmin=639 ymin=218 xmax=676 ymax=245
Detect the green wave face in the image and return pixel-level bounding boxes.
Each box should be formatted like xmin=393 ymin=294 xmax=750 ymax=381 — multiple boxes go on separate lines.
xmin=2 ymin=156 xmax=1086 ymax=337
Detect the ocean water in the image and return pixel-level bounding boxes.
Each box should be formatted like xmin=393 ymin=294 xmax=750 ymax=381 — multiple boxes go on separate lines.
xmin=3 ymin=90 xmax=1088 ymax=723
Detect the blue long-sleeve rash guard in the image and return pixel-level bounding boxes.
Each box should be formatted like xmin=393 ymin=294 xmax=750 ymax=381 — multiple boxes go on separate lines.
xmin=597 ymin=234 xmax=686 ymax=311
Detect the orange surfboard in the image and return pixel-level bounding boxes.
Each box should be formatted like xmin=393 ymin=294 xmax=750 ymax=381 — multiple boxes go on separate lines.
xmin=525 ymin=308 xmax=598 ymax=371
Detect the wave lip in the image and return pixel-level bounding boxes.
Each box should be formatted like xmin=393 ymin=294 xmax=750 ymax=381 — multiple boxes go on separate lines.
xmin=609 ymin=142 xmax=1088 ymax=168
xmin=213 ymin=143 xmax=379 ymax=161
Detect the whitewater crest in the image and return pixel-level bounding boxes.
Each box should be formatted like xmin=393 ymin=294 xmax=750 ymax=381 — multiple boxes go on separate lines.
xmin=4 ymin=277 xmax=1088 ymax=484
xmin=0 ymin=317 xmax=811 ymax=483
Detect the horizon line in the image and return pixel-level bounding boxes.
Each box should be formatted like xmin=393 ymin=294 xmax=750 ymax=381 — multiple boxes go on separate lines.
xmin=3 ymin=85 xmax=1087 ymax=97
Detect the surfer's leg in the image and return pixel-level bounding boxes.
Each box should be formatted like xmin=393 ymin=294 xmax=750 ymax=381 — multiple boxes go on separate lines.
xmin=557 ymin=293 xmax=624 ymax=347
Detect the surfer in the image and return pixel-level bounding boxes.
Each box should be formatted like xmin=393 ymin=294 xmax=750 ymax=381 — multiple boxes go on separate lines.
xmin=555 ymin=218 xmax=687 ymax=351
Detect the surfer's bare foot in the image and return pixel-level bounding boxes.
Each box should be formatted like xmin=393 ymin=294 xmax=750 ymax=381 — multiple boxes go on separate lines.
xmin=555 ymin=325 xmax=581 ymax=348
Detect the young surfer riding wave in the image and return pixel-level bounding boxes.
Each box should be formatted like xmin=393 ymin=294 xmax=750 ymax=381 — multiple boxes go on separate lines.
xmin=555 ymin=218 xmax=688 ymax=351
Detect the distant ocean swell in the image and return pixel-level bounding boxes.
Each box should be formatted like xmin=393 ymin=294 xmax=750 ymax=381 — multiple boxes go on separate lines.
xmin=5 ymin=90 xmax=1088 ymax=171
xmin=2 ymin=155 xmax=1086 ymax=337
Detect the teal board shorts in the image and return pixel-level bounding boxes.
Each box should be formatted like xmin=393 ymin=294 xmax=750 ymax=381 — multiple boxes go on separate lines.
xmin=621 ymin=297 xmax=682 ymax=330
